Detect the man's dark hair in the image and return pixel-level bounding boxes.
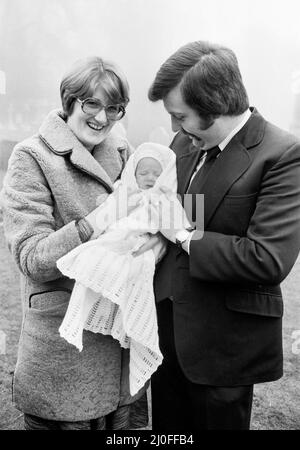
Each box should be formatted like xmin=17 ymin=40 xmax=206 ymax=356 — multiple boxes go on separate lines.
xmin=148 ymin=41 xmax=249 ymax=124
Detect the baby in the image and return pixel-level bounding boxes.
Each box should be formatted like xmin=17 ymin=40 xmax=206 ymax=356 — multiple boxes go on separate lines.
xmin=57 ymin=142 xmax=190 ymax=395
xmin=135 ymin=157 xmax=163 ymax=190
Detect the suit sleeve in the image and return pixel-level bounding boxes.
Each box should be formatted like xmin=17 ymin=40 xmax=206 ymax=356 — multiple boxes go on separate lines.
xmin=189 ymin=142 xmax=300 ymax=284
xmin=0 ymin=146 xmax=83 ymax=283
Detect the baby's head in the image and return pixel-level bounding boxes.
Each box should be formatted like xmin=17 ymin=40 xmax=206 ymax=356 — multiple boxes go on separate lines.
xmin=135 ymin=157 xmax=163 ymax=190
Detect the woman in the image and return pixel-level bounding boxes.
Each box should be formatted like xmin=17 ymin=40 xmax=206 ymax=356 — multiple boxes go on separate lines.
xmin=0 ymin=56 xmax=148 ymax=430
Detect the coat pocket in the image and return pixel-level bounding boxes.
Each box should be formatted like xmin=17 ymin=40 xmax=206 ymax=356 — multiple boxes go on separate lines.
xmin=222 ymin=192 xmax=258 ymax=204
xmin=226 ymin=288 xmax=283 ymax=318
xmin=29 ymin=289 xmax=71 ymax=314
xmin=24 ymin=290 xmax=72 ymax=348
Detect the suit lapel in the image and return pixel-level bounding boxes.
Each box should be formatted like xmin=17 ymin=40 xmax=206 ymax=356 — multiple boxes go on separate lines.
xmin=177 ymin=150 xmax=204 ymax=195
xmin=170 ymin=131 xmax=205 ymax=195
xmin=199 ymin=140 xmax=251 ymax=226
xmin=177 ymin=108 xmax=266 ymax=227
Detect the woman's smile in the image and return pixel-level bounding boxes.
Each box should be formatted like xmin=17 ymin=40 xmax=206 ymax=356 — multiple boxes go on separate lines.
xmin=86 ymin=120 xmax=105 ymax=132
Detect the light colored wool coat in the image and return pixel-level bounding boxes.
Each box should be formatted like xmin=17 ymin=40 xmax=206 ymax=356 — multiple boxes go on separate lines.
xmin=0 ymin=109 xmax=145 ymax=422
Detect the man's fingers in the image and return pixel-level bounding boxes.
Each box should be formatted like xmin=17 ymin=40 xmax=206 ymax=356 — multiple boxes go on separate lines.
xmin=132 ymin=234 xmax=159 ymax=257
xmin=132 ymin=243 xmax=148 ymax=257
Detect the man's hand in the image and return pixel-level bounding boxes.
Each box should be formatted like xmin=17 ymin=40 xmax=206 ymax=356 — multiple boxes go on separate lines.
xmin=133 ymin=233 xmax=167 ymax=263
xmin=154 ymin=186 xmax=192 ymax=243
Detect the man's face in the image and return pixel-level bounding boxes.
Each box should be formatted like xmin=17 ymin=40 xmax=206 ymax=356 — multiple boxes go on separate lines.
xmin=163 ymin=85 xmax=227 ymax=151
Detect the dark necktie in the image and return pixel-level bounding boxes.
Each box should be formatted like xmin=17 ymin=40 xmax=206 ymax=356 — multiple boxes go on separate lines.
xmin=186 ymin=146 xmax=221 ymax=224
xmin=187 ymin=145 xmax=221 ymax=193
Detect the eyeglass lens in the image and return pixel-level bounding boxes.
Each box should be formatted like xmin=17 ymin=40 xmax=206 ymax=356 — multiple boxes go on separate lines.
xmin=82 ymin=99 xmax=124 ymax=120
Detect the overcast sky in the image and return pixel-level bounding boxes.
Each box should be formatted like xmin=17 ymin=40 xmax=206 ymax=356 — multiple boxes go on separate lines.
xmin=1 ymin=0 xmax=300 ymax=144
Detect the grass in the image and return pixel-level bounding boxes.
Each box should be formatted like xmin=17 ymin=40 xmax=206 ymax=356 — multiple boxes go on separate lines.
xmin=0 ymin=227 xmax=24 ymax=430
xmin=0 ymin=175 xmax=299 ymax=429
xmin=251 ymin=257 xmax=300 ymax=429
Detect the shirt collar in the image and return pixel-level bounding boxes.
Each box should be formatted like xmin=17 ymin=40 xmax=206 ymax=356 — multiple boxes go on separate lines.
xmin=218 ymin=108 xmax=252 ymax=151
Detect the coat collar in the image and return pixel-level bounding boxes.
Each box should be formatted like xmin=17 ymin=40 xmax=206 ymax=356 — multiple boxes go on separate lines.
xmin=39 ymin=109 xmax=128 ymax=192
xmin=228 ymin=107 xmax=266 ymax=150
xmin=176 ymin=108 xmax=266 ymax=227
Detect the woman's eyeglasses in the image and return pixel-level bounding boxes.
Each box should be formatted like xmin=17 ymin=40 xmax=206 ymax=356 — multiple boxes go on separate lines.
xmin=76 ymin=97 xmax=126 ymax=121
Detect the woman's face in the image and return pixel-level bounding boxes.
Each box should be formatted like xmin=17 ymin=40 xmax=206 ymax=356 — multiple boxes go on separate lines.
xmin=67 ymin=85 xmax=116 ymax=151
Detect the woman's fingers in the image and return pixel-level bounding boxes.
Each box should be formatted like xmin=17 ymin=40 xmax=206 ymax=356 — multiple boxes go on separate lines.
xmin=159 ymin=185 xmax=172 ymax=197
xmin=127 ymin=191 xmax=143 ymax=214
xmin=159 ymin=185 xmax=169 ymax=193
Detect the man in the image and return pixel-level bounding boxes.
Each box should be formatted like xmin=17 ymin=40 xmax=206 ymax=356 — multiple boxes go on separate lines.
xmin=147 ymin=41 xmax=300 ymax=430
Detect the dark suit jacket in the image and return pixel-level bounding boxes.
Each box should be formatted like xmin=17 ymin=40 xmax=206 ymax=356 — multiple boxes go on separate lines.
xmin=155 ymin=108 xmax=300 ymax=386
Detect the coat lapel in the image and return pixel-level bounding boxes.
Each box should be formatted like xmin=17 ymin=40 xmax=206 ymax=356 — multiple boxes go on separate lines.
xmin=39 ymin=110 xmax=126 ymax=192
xmin=68 ymin=141 xmax=114 ymax=192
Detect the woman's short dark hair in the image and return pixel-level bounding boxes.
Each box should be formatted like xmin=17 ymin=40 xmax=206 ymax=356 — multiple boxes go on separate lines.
xmin=148 ymin=41 xmax=249 ymax=123
xmin=60 ymin=56 xmax=130 ymax=117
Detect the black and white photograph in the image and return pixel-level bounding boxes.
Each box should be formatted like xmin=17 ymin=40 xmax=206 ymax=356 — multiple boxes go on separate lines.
xmin=0 ymin=0 xmax=299 ymax=436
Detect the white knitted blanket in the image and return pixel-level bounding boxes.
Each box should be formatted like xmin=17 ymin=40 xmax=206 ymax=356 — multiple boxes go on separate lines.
xmin=57 ymin=143 xmax=190 ymax=395
xmin=57 ymin=224 xmax=163 ymax=395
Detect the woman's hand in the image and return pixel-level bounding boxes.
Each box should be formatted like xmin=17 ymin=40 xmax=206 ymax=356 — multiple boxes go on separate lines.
xmin=85 ymin=187 xmax=143 ymax=239
xmin=84 ymin=206 xmax=106 ymax=239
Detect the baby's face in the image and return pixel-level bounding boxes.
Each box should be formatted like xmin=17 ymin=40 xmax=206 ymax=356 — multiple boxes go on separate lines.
xmin=135 ymin=157 xmax=163 ymax=190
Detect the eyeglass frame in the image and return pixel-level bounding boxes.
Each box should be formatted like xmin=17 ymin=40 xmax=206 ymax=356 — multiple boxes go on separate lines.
xmin=76 ymin=97 xmax=127 ymax=121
